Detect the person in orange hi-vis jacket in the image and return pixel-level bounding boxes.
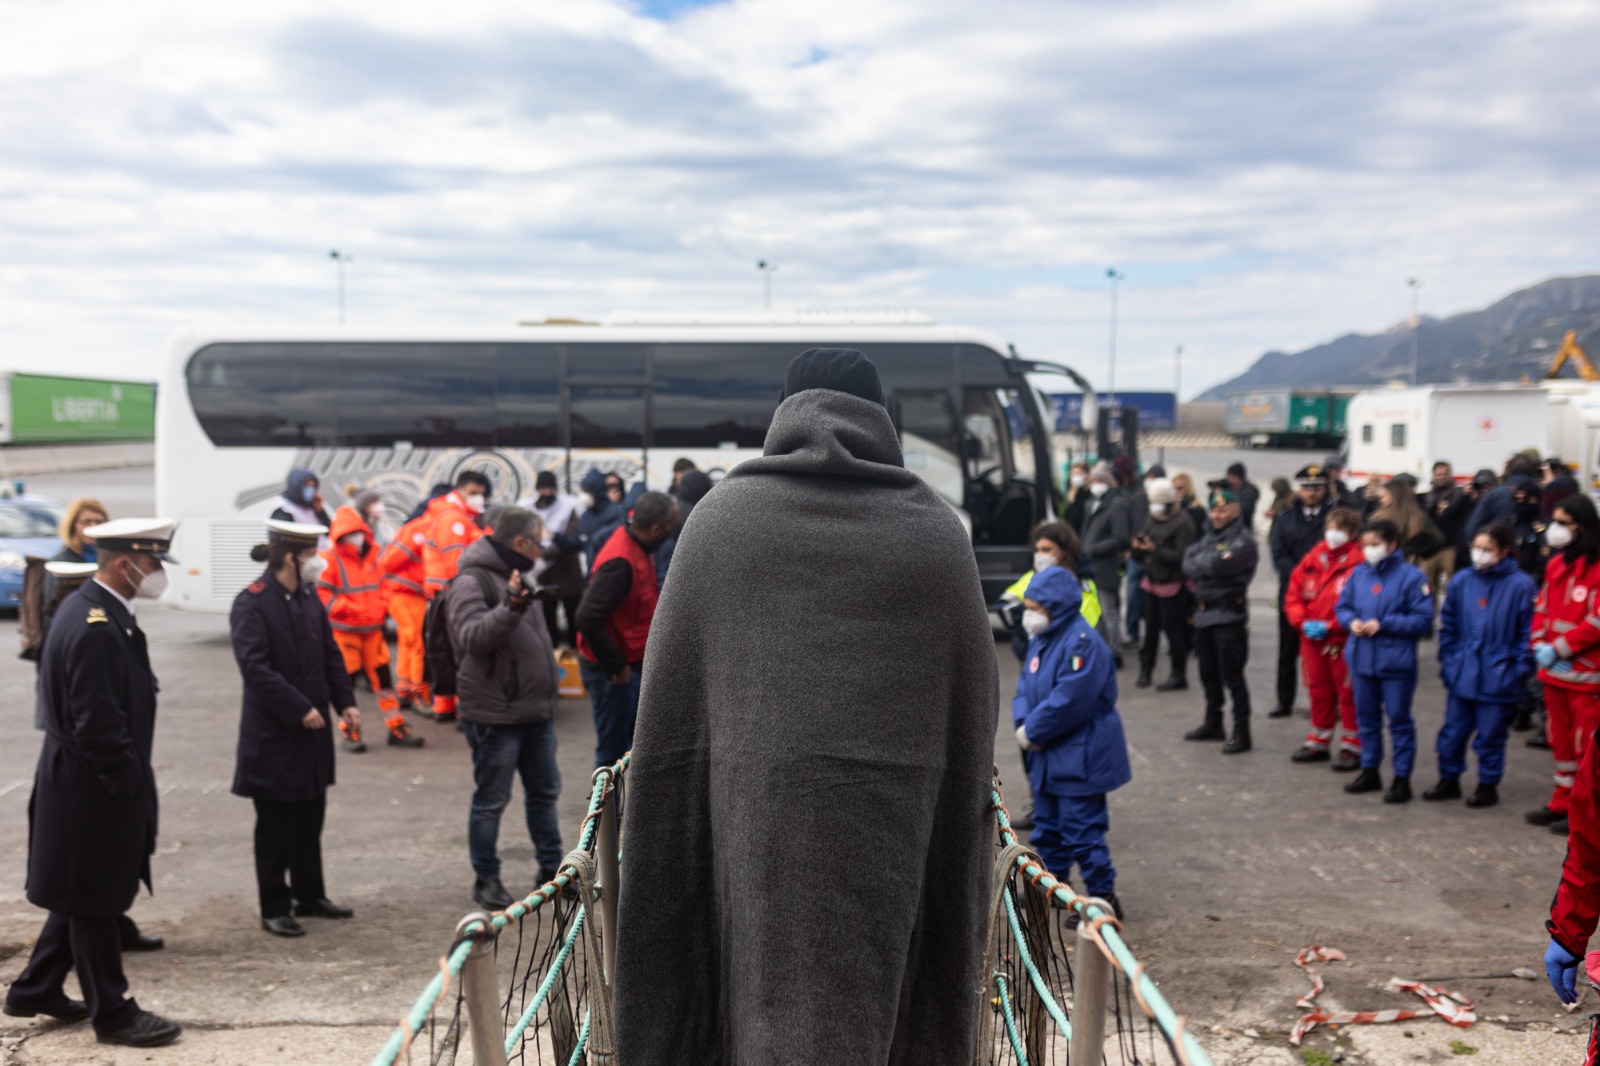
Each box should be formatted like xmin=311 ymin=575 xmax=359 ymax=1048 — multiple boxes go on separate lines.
xmin=318 ymin=507 xmax=423 ymax=751
xmin=423 ymin=471 xmax=492 ymax=722
xmin=379 ymin=486 xmax=449 ymax=712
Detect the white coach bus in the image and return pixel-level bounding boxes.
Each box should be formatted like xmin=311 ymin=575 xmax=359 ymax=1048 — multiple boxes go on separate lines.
xmin=156 ymin=318 xmax=1094 ymax=612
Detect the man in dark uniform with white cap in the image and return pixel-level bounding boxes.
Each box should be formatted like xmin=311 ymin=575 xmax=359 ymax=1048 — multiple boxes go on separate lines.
xmin=5 ymin=519 xmax=183 ymax=1048
xmin=1267 ymin=466 xmax=1330 ymax=718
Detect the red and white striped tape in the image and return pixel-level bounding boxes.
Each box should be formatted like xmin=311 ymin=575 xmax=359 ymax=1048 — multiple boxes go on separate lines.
xmin=1289 ymin=945 xmax=1476 ymax=1045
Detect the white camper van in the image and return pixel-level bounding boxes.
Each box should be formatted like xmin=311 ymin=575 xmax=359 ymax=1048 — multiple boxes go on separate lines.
xmin=1345 ymin=385 xmax=1549 ymax=483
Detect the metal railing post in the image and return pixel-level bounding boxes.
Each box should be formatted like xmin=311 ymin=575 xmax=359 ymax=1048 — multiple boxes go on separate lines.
xmin=1070 ymin=901 xmax=1111 ymax=1066
xmin=595 ymin=772 xmax=622 ymax=982
xmin=455 ymin=912 xmax=508 ymax=1066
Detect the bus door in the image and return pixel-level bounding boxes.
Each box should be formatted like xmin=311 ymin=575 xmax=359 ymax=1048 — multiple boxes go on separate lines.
xmin=962 ymin=387 xmax=1039 ymax=546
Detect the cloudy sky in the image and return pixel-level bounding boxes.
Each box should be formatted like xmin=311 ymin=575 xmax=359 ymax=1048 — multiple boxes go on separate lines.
xmin=1 ymin=0 xmax=1594 ymax=397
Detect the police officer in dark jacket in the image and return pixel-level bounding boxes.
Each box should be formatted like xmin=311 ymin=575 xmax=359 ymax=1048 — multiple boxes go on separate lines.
xmin=5 ymin=519 xmax=183 ymax=1048
xmin=230 ymin=520 xmax=359 ymax=939
xmin=1268 ymin=467 xmax=1331 ymax=717
xmin=1182 ymin=483 xmax=1261 ymax=753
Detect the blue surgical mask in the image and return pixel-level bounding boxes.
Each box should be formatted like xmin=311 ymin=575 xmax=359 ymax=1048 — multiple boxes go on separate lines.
xmin=300 ymin=484 xmax=317 ymax=503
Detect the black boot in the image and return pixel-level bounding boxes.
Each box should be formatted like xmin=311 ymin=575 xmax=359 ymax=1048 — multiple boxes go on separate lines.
xmin=1526 ymin=732 xmax=1552 ymax=750
xmin=1526 ymin=805 xmax=1565 ymax=826
xmin=1222 ymin=728 xmax=1252 ymax=755
xmin=1267 ymin=705 xmax=1293 ymax=719
xmin=1509 ymin=708 xmax=1533 ymax=732
xmin=1290 ymin=746 xmax=1331 ymax=763
xmin=1156 ymin=675 xmax=1188 ymax=692
xmin=1465 ymin=783 xmax=1499 ymax=808
xmin=1343 ymin=767 xmax=1383 ymax=794
xmin=1383 ymin=776 xmax=1412 ymax=804
xmin=1136 ymin=669 xmax=1153 ymax=689
xmin=1422 ymin=777 xmax=1461 ymax=802
xmin=1184 ymin=718 xmax=1226 ymax=742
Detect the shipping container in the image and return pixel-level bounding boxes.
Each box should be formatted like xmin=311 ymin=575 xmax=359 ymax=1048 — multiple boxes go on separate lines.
xmin=0 ymin=373 xmax=155 ymax=444
xmin=1225 ymin=388 xmax=1351 ymax=448
xmin=1050 ymin=391 xmax=1175 ymax=432
xmin=1345 ymin=385 xmax=1548 ymax=484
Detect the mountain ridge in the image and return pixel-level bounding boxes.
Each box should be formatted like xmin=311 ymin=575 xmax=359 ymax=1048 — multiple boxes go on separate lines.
xmin=1196 ymin=275 xmax=1600 ymax=401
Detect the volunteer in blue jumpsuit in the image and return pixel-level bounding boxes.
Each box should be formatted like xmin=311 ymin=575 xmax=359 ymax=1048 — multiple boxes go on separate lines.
xmin=1335 ymin=519 xmax=1434 ymax=804
xmin=1013 ymin=566 xmax=1131 ymax=918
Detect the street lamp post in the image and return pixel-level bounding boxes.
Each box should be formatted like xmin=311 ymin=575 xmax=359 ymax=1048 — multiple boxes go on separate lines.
xmin=1174 ymin=344 xmax=1184 ymax=403
xmin=756 ymin=260 xmax=778 ymax=311
xmin=1106 ymin=268 xmax=1124 ymax=397
xmin=330 ymin=250 xmax=353 ymax=325
xmin=1408 ymin=277 xmax=1422 ymax=385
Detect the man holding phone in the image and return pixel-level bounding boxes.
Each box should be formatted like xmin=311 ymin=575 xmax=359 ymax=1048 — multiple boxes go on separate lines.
xmin=443 ymin=507 xmax=564 ymax=911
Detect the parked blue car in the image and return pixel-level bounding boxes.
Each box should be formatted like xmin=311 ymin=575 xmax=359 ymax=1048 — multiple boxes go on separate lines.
xmin=0 ymin=495 xmax=65 ymax=609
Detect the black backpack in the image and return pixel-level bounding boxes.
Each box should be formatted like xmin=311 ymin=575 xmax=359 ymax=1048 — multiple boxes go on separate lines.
xmin=422 ymin=567 xmax=498 ymax=698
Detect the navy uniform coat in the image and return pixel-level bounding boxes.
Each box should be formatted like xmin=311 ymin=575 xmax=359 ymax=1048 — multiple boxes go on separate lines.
xmin=1013 ymin=567 xmax=1132 ymax=798
xmin=230 ymin=571 xmax=355 ymax=802
xmin=29 ymin=580 xmax=158 ymax=917
xmin=1335 ymin=553 xmax=1434 ymax=678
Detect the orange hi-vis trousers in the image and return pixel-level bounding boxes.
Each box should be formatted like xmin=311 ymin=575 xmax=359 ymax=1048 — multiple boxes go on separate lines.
xmin=388 ymin=590 xmax=428 ymax=702
xmin=334 ymin=629 xmax=402 ymax=731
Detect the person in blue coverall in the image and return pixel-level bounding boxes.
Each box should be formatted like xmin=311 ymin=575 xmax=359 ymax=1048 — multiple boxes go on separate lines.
xmin=1013 ymin=566 xmax=1131 ymax=920
xmin=1335 ymin=519 xmax=1435 ymax=804
xmin=1426 ymin=522 xmax=1537 ymax=809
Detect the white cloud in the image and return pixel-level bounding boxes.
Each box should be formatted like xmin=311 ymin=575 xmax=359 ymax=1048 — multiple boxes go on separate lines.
xmin=0 ymin=0 xmax=1594 ymax=398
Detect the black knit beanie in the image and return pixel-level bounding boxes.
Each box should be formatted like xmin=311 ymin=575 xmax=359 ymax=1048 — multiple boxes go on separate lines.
xmin=781 ymin=348 xmax=885 ymax=408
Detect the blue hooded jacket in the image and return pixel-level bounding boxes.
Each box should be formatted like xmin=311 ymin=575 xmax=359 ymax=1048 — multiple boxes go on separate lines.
xmin=1438 ymin=554 xmax=1538 ymax=702
xmin=1012 ymin=567 xmax=1131 ymax=797
xmin=578 ymin=469 xmax=626 ymax=571
xmin=1334 ymin=551 xmax=1434 ymax=678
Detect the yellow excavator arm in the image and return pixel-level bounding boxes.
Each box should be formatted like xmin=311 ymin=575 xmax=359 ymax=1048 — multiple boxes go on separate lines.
xmin=1548 ymin=330 xmax=1600 ymax=382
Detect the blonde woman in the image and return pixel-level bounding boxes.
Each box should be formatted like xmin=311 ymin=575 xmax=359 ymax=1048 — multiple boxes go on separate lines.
xmin=1371 ymin=478 xmax=1447 ymax=564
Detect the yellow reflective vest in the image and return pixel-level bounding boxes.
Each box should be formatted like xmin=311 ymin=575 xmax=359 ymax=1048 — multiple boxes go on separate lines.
xmin=1005 ymin=569 xmax=1102 ymax=628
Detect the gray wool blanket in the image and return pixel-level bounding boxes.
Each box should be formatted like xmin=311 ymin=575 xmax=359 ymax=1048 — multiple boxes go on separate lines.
xmin=611 ymin=388 xmax=1000 ymax=1064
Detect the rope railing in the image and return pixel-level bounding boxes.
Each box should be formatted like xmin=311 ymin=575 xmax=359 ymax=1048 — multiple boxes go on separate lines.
xmin=370 ymin=756 xmax=1212 ymax=1066
xmin=986 ymin=776 xmax=1215 ymax=1066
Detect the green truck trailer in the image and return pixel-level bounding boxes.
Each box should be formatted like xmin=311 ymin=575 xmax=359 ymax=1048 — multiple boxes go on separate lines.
xmin=1224 ymin=388 xmax=1352 ymax=449
xmin=0 ymin=373 xmax=155 ymax=444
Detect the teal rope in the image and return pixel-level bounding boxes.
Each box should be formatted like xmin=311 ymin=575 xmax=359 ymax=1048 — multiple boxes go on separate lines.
xmin=564 ymin=1009 xmax=592 ymax=1066
xmin=995 ymin=973 xmax=1028 ymax=1066
xmin=1002 ymin=883 xmax=1072 ymax=1039
xmin=367 ymin=937 xmax=475 ymax=1066
xmin=504 ymin=907 xmax=588 ymax=1051
xmin=368 ymin=755 xmax=628 ymax=1066
xmin=991 ymin=783 xmax=1213 ymax=1066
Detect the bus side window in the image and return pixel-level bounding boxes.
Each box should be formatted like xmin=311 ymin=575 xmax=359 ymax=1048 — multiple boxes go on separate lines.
xmin=895 ymin=390 xmax=963 ymax=506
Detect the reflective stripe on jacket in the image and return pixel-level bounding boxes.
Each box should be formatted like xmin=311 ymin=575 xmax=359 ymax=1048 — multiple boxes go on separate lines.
xmin=379 ymin=513 xmax=429 ymax=597
xmin=1535 ymin=552 xmax=1600 ymax=690
xmin=317 ymin=507 xmax=387 ymax=633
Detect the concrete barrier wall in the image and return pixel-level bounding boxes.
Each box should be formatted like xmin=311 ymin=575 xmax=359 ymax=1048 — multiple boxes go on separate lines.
xmin=0 ymin=442 xmax=154 ymax=478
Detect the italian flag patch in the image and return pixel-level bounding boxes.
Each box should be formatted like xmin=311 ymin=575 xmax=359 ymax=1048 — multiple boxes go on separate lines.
xmin=1070 ymin=656 xmax=1085 ymax=671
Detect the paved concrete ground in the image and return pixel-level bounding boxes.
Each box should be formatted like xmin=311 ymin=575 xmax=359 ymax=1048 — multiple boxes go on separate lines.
xmin=0 ymin=457 xmax=1588 ymax=1064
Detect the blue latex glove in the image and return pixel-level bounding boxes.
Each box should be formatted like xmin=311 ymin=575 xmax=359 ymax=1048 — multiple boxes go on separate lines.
xmin=1545 ymin=939 xmax=1580 ymax=1004
xmin=1302 ymin=621 xmax=1328 ymax=640
xmin=1535 ymin=643 xmax=1559 ymax=669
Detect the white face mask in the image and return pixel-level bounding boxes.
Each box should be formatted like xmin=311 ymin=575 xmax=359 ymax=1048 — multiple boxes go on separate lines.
xmin=1363 ymin=544 xmax=1391 ymax=567
xmin=1021 ymin=609 xmax=1051 ymax=637
xmin=1089 ymin=482 xmax=1109 ymax=498
xmin=1470 ymin=548 xmax=1498 ymax=570
xmin=1324 ymin=529 xmax=1349 ymax=550
xmin=367 ymin=503 xmax=385 ymax=523
xmin=1149 ymin=503 xmax=1168 ymax=519
xmin=1547 ymin=523 xmax=1575 ymax=549
xmin=463 ymin=493 xmax=487 ymax=515
xmin=1070 ymin=473 xmax=1087 ymax=489
xmin=1033 ymin=551 xmax=1058 ymax=574
xmin=132 ymin=563 xmax=168 ymax=600
xmin=299 ymin=553 xmax=327 ymax=583
xmin=343 ymin=533 xmax=366 ymax=554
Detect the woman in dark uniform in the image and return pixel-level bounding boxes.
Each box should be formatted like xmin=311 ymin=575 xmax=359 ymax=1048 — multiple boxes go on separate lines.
xmin=229 ymin=519 xmax=360 ymax=938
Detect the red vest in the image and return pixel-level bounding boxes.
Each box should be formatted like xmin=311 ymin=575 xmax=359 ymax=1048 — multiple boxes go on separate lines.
xmin=578 ymin=527 xmax=659 ymax=666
